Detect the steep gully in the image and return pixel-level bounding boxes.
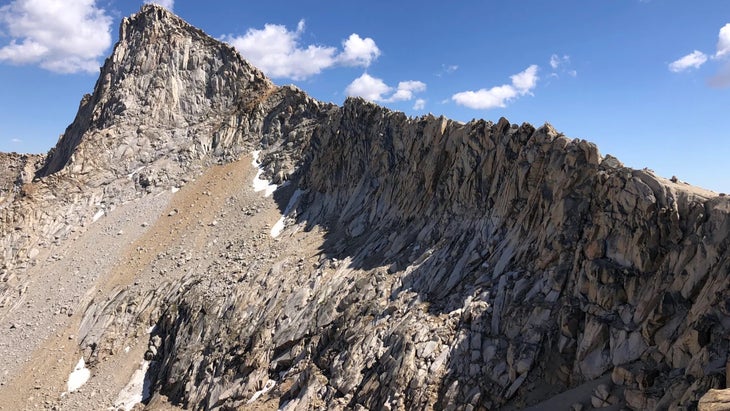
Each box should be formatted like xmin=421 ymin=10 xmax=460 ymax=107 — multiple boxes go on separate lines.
xmin=0 ymin=4 xmax=728 ymax=410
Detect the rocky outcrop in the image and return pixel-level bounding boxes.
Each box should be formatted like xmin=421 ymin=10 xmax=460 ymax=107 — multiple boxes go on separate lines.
xmin=0 ymin=152 xmax=43 ymax=203
xmin=145 ymin=99 xmax=729 ymax=410
xmin=1 ymin=4 xmax=728 ymax=411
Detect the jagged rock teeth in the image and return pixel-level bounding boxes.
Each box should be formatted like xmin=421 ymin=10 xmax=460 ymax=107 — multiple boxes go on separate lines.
xmin=1 ymin=4 xmax=729 ymax=411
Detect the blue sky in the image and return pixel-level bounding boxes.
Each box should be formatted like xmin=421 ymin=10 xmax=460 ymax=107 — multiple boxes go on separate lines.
xmin=0 ymin=0 xmax=729 ymax=193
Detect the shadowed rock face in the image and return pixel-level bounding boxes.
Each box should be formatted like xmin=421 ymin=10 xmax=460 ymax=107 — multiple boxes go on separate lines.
xmin=1 ymin=4 xmax=728 ymax=410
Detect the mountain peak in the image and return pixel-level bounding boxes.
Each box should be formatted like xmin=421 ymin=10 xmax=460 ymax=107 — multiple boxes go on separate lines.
xmin=138 ymin=2 xmax=173 ymax=13
xmin=36 ymin=4 xmax=272 ymax=178
xmin=120 ymin=3 xmax=200 ymax=44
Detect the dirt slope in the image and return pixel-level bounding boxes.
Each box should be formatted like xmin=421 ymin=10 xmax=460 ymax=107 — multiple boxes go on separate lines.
xmin=0 ymin=154 xmax=292 ymax=410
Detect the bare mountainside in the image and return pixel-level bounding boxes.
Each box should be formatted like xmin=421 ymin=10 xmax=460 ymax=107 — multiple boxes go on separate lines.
xmin=0 ymin=5 xmax=728 ymax=411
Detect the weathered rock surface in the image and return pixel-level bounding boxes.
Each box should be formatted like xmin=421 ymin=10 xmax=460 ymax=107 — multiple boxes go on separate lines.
xmin=699 ymin=389 xmax=730 ymax=411
xmin=0 ymin=4 xmax=728 ymax=411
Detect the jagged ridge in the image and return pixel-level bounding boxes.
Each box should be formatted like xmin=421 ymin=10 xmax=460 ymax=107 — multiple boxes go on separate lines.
xmin=0 ymin=4 xmax=728 ymax=411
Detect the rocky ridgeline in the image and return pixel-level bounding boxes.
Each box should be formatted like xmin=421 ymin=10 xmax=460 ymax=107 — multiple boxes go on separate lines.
xmin=294 ymin=104 xmax=729 ymax=409
xmin=0 ymin=4 xmax=728 ymax=410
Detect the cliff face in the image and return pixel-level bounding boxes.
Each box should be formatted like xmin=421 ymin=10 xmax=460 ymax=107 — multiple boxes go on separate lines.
xmin=289 ymin=102 xmax=729 ymax=408
xmin=0 ymin=5 xmax=728 ymax=411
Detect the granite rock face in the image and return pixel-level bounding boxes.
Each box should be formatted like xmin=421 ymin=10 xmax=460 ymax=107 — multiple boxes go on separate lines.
xmin=1 ymin=5 xmax=728 ymax=410
xmin=0 ymin=152 xmax=43 ymax=202
xmin=37 ymin=5 xmax=271 ymax=178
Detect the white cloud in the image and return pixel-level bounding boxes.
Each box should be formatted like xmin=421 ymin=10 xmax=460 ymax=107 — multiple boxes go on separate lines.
xmin=338 ymin=34 xmax=380 ymax=66
xmin=143 ymin=0 xmax=174 ymax=10
xmin=345 ymin=73 xmax=391 ymax=101
xmin=452 ymin=65 xmax=539 ymax=110
xmin=716 ymin=23 xmax=730 ymax=59
xmin=345 ymin=74 xmax=426 ymax=103
xmin=222 ymin=20 xmax=336 ymax=80
xmin=669 ymin=23 xmax=730 ymax=79
xmin=0 ymin=0 xmax=113 ymax=73
xmin=222 ymin=21 xmax=379 ymax=80
xmin=451 ymin=85 xmax=518 ymax=110
xmin=413 ymin=98 xmax=426 ymax=110
xmin=387 ymin=80 xmax=426 ymax=102
xmin=669 ymin=50 xmax=708 ymax=72
xmin=510 ymin=65 xmax=539 ymax=93
xmin=11 ymin=138 xmax=22 ymax=143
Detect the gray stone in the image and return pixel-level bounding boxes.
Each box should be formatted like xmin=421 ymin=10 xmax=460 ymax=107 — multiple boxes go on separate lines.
xmin=0 ymin=4 xmax=728 ymax=411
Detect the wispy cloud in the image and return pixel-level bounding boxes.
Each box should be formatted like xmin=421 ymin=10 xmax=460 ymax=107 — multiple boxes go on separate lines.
xmin=413 ymin=98 xmax=426 ymax=110
xmin=548 ymin=54 xmax=576 ymax=77
xmin=549 ymin=54 xmax=568 ymax=70
xmin=345 ymin=73 xmax=426 ymax=103
xmin=668 ymin=50 xmax=708 ymax=72
xmin=143 ymin=0 xmax=174 ymax=10
xmin=222 ymin=20 xmax=380 ymax=80
xmin=0 ymin=0 xmax=113 ymax=74
xmin=436 ymin=64 xmax=459 ymax=77
xmin=452 ymin=65 xmax=539 ymax=110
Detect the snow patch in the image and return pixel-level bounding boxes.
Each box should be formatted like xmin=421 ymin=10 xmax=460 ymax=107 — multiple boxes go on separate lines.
xmin=112 ymin=360 xmax=151 ymax=411
xmin=270 ymin=218 xmax=286 ymax=238
xmin=247 ymin=379 xmax=276 ymax=404
xmin=271 ymin=189 xmax=305 ymax=238
xmin=67 ymin=357 xmax=90 ymax=393
xmin=171 ymin=187 xmax=180 ymax=193
xmin=251 ymin=150 xmax=277 ymax=197
xmin=92 ymin=209 xmax=105 ymax=222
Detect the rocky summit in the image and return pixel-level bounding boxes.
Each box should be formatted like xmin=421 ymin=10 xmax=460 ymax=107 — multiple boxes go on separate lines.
xmin=0 ymin=5 xmax=728 ymax=411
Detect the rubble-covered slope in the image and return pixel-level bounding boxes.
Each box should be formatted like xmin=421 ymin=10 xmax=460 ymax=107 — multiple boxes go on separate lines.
xmin=0 ymin=4 xmax=728 ymax=411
